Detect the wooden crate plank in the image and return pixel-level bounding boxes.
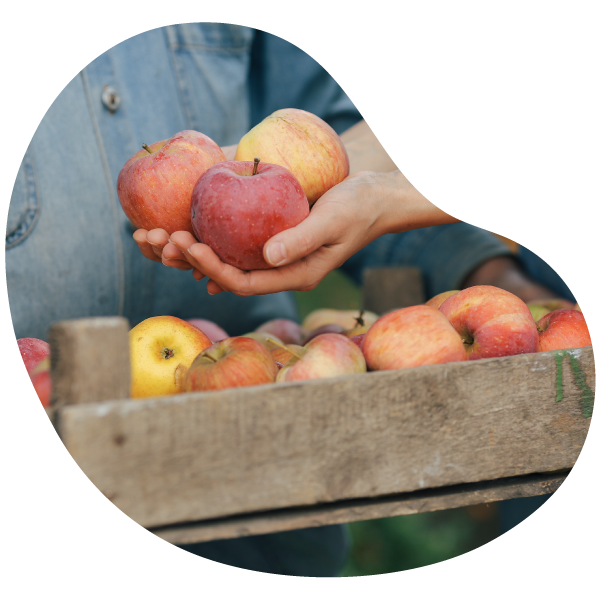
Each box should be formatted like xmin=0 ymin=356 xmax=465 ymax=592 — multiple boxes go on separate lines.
xmin=57 ymin=347 xmax=593 ymax=529
xmin=49 ymin=317 xmax=131 ymax=407
xmin=151 ymin=471 xmax=567 ymax=545
xmin=362 ymin=267 xmax=425 ymax=313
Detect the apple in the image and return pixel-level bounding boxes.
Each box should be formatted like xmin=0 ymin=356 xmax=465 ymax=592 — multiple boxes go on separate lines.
xmin=129 ymin=316 xmax=212 ymax=398
xmin=303 ymin=323 xmax=347 ymax=344
xmin=537 ymin=309 xmax=592 ymax=352
xmin=439 ymin=285 xmax=539 ymax=360
xmin=182 ymin=337 xmax=278 ymax=392
xmin=527 ymin=304 xmax=551 ymax=323
xmin=30 ymin=357 xmax=51 ymax=408
xmin=255 ymin=318 xmax=307 ymax=345
xmin=17 ymin=337 xmax=50 ymax=373
xmin=234 ymin=108 xmax=349 ymax=206
xmin=527 ymin=299 xmax=575 ymax=323
xmin=117 ymin=130 xmax=226 ymax=235
xmin=302 ymin=309 xmax=379 ymax=333
xmin=362 ymin=305 xmax=467 ymax=371
xmin=276 ymin=333 xmax=366 ymax=382
xmin=240 ymin=332 xmax=285 ymax=351
xmin=349 ymin=333 xmax=366 ymax=350
xmin=186 ymin=318 xmax=229 ymax=343
xmin=425 ymin=290 xmax=460 ymax=310
xmin=270 ymin=344 xmax=304 ymax=368
xmin=191 ymin=160 xmax=310 ymax=270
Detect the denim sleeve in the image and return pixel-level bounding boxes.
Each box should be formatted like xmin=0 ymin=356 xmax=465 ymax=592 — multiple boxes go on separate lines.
xmin=341 ymin=223 xmax=513 ymax=299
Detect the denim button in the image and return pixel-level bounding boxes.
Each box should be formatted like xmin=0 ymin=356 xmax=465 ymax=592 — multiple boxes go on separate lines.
xmin=101 ymin=85 xmax=120 ymax=113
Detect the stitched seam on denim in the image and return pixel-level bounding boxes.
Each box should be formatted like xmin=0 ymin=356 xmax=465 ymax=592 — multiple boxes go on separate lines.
xmin=80 ymin=69 xmax=126 ymax=317
xmin=6 ymin=152 xmax=41 ymax=250
xmin=165 ymin=26 xmax=195 ymax=130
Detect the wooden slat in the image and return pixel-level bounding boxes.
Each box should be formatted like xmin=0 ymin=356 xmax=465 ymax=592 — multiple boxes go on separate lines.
xmin=151 ymin=471 xmax=567 ymax=545
xmin=49 ymin=317 xmax=131 ymax=407
xmin=362 ymin=267 xmax=425 ymax=314
xmin=56 ymin=346 xmax=593 ymax=529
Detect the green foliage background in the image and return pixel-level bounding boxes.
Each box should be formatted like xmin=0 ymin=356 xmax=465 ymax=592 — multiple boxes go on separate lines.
xmin=293 ymin=270 xmax=502 ymax=577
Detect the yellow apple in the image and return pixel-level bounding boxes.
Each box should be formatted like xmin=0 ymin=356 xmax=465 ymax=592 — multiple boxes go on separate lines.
xmin=129 ymin=316 xmax=212 ymax=398
xmin=234 ymin=108 xmax=349 ymax=206
xmin=302 ymin=309 xmax=379 ymax=333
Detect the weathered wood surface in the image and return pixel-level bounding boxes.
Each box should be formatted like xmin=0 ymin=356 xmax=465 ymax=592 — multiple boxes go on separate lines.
xmin=151 ymin=472 xmax=567 ymax=545
xmin=49 ymin=317 xmax=130 ymax=407
xmin=362 ymin=267 xmax=425 ymax=314
xmin=56 ymin=346 xmax=594 ymax=530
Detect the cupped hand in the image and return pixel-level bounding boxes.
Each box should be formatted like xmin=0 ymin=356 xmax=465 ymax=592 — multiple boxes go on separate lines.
xmin=168 ymin=170 xmax=423 ymax=296
xmin=132 ymin=227 xmax=196 ymax=271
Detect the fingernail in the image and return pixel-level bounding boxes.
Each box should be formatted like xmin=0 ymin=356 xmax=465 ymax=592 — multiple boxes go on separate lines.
xmin=266 ymin=242 xmax=286 ymax=266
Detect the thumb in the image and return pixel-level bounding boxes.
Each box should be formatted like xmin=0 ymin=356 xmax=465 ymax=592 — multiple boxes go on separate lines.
xmin=263 ymin=211 xmax=333 ymax=267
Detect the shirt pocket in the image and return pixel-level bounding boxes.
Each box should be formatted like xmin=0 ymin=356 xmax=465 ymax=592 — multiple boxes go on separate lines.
xmin=6 ymin=151 xmax=40 ymax=249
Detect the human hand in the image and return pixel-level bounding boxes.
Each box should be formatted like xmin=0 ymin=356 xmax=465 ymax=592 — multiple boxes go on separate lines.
xmin=132 ymin=227 xmax=195 ymax=270
xmin=165 ymin=170 xmax=455 ymax=296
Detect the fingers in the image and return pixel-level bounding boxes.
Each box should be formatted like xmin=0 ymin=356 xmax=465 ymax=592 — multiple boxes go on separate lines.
xmin=133 ymin=229 xmax=195 ymax=271
xmin=133 ymin=229 xmax=163 ymax=263
xmin=263 ymin=206 xmax=337 ymax=267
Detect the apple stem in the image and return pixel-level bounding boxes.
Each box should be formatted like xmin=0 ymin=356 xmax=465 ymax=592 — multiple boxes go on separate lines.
xmin=355 ymin=310 xmax=365 ymax=328
xmin=252 ymin=157 xmax=260 ymax=175
xmin=266 ymin=337 xmax=303 ymax=360
xmin=202 ymin=353 xmax=217 ymax=363
xmin=142 ymin=143 xmax=153 ymax=154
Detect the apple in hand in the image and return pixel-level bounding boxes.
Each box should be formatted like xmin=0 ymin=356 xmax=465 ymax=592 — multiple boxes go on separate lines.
xmin=186 ymin=318 xmax=229 ymax=343
xmin=425 ymin=290 xmax=460 ymax=310
xmin=363 ymin=305 xmax=467 ymax=371
xmin=537 ymin=309 xmax=592 ymax=352
xmin=439 ymin=285 xmax=539 ymax=360
xmin=191 ymin=160 xmax=310 ymax=270
xmin=183 ymin=337 xmax=278 ymax=392
xmin=234 ymin=108 xmax=349 ymax=206
xmin=117 ymin=130 xmax=226 ymax=235
xmin=255 ymin=319 xmax=307 ymax=345
xmin=276 ymin=333 xmax=366 ymax=382
xmin=129 ymin=316 xmax=212 ymax=398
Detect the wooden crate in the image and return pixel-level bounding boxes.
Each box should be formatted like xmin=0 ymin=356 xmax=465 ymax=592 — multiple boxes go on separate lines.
xmin=45 ymin=269 xmax=594 ymax=545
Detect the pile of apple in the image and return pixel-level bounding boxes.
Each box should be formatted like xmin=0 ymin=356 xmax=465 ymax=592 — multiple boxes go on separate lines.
xmin=16 ymin=284 xmax=591 ymax=404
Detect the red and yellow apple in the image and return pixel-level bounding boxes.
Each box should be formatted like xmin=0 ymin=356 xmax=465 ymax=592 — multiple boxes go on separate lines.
xmin=129 ymin=316 xmax=212 ymax=398
xmin=117 ymin=130 xmax=226 ymax=235
xmin=425 ymin=290 xmax=460 ymax=310
xmin=527 ymin=298 xmax=575 ymax=323
xmin=270 ymin=344 xmax=304 ymax=368
xmin=537 ymin=309 xmax=592 ymax=352
xmin=302 ymin=309 xmax=379 ymax=333
xmin=439 ymin=285 xmax=539 ymax=360
xmin=182 ymin=337 xmax=278 ymax=392
xmin=30 ymin=356 xmax=51 ymax=408
xmin=276 ymin=333 xmax=366 ymax=382
xmin=17 ymin=337 xmax=50 ymax=374
xmin=362 ymin=305 xmax=467 ymax=371
xmin=191 ymin=160 xmax=310 ymax=270
xmin=234 ymin=108 xmax=349 ymax=206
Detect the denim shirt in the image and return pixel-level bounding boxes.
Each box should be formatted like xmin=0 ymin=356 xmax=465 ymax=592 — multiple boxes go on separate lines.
xmin=6 ymin=23 xmax=511 ymax=344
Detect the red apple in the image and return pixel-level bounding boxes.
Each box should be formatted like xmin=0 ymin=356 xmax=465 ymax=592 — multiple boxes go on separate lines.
xmin=425 ymin=290 xmax=460 ymax=310
xmin=30 ymin=357 xmax=51 ymax=408
xmin=191 ymin=160 xmax=310 ymax=270
xmin=537 ymin=309 xmax=592 ymax=352
xmin=183 ymin=337 xmax=278 ymax=392
xmin=302 ymin=309 xmax=379 ymax=332
xmin=255 ymin=319 xmax=307 ymax=345
xmin=349 ymin=333 xmax=366 ymax=350
xmin=303 ymin=323 xmax=347 ymax=344
xmin=186 ymin=318 xmax=229 ymax=343
xmin=439 ymin=285 xmax=539 ymax=360
xmin=276 ymin=333 xmax=366 ymax=382
xmin=234 ymin=108 xmax=349 ymax=206
xmin=117 ymin=130 xmax=226 ymax=235
xmin=527 ymin=298 xmax=575 ymax=323
xmin=362 ymin=305 xmax=467 ymax=371
xmin=17 ymin=337 xmax=50 ymax=373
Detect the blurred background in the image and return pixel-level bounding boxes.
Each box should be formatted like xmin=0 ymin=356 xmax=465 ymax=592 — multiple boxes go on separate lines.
xmin=293 ymin=235 xmax=517 ymax=576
